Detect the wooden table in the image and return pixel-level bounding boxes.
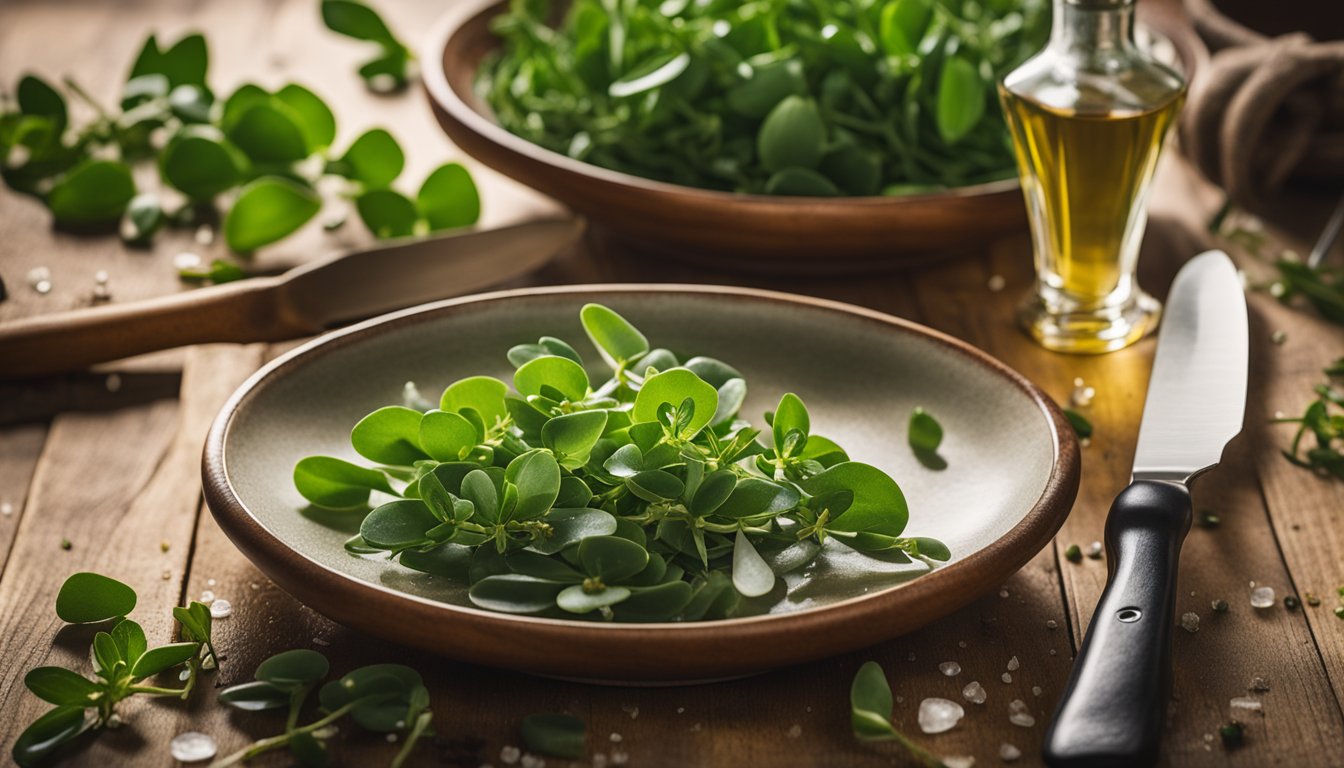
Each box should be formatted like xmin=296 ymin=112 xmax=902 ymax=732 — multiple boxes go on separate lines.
xmin=2 ymin=1 xmax=1341 ymax=766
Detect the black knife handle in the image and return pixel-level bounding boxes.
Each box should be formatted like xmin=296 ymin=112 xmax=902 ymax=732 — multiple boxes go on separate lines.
xmin=1043 ymin=479 xmax=1192 ymax=768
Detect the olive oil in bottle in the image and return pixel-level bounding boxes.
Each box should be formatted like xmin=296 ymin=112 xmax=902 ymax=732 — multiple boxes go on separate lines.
xmin=1000 ymin=0 xmax=1186 ymax=354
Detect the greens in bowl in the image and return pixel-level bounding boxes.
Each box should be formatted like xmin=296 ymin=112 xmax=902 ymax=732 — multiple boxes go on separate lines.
xmin=294 ymin=303 xmax=948 ymax=622
xmin=477 ymin=0 xmax=1049 ymax=196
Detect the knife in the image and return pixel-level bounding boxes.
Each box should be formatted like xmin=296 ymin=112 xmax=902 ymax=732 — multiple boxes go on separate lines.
xmin=0 ymin=217 xmax=583 ymax=380
xmin=1043 ymin=250 xmax=1249 ymax=767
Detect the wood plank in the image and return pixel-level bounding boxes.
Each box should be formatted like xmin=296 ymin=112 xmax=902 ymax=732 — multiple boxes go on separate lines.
xmin=0 ymin=423 xmax=47 ymax=575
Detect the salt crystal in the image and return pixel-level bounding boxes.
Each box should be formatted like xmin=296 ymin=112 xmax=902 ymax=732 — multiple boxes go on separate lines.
xmin=200 ymin=590 xmax=215 ymax=602
xmin=939 ymin=661 xmax=962 ymax=677
xmin=0 ymin=501 xmax=11 ymax=516
xmin=1046 ymin=620 xmax=1058 ymax=629
xmin=1086 ymin=541 xmax=1103 ymax=559
xmin=209 ymin=599 xmax=232 ymax=618
xmin=1271 ymin=330 xmax=1286 ymax=345
xmin=313 ymin=637 xmax=331 ymax=647
xmin=1249 ymin=677 xmax=1270 ymax=692
xmin=26 ymin=266 xmax=52 ymax=295
xmin=500 ymin=745 xmax=521 ymax=765
xmin=676 ymin=707 xmax=685 ymax=714
xmin=194 ymin=225 xmax=214 ymax=246
xmin=180 ymin=669 xmax=190 ymax=682
xmin=918 ymin=698 xmax=965 ymax=734
xmin=520 ymin=755 xmax=544 ymax=768
xmin=173 ymin=252 xmax=203 ymax=271
xmin=1000 ymin=743 xmax=1022 ymax=761
xmin=170 ymin=732 xmax=217 ymax=762
xmin=1250 ymin=586 xmax=1275 ymax=608
xmin=1180 ymin=612 xmax=1200 ymax=633
xmin=787 ymin=724 xmax=802 ymax=739
xmin=1031 ymin=686 xmax=1042 ymax=697
xmin=958 ymin=641 xmax=967 ymax=649
xmin=1008 ymin=699 xmax=1028 ymax=715
xmin=106 ymin=713 xmax=123 ymax=728
xmin=1069 ymin=378 xmax=1096 ymax=408
xmin=987 ymin=275 xmax=1006 ymax=292
xmin=105 ymin=374 xmax=122 ymax=392
xmin=386 ymin=733 xmax=398 ymax=743
xmin=610 ymin=752 xmax=629 ymax=766
xmin=1009 ymin=711 xmax=1036 ymax=728
xmin=92 ymin=271 xmax=111 ymax=302
xmin=999 ymin=589 xmax=1010 ymax=598
xmin=1007 ymin=656 xmax=1020 ymax=671
xmin=593 ymin=755 xmax=609 ymax=768
xmin=623 ymin=705 xmax=639 ymax=720
xmin=207 ymin=578 xmax=216 ymax=587
xmin=908 ymin=652 xmax=917 ymax=662
xmin=943 ymin=757 xmax=975 ymax=768
xmin=1230 ymin=697 xmax=1263 ymax=715
xmin=1001 ymin=673 xmax=1013 ymax=684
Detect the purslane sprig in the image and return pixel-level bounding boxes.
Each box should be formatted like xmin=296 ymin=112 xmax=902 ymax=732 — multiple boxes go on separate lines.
xmin=1275 ymin=358 xmax=1344 ymax=480
xmin=13 ymin=573 xmax=217 ymax=768
xmin=294 ymin=303 xmax=950 ymax=622
xmin=0 ymin=4 xmax=477 ymax=263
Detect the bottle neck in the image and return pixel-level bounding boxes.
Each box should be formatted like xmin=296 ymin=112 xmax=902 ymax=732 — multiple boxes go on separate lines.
xmin=1049 ymin=0 xmax=1135 ymax=56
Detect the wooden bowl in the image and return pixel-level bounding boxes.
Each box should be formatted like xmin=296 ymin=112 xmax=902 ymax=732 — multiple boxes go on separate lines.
xmin=422 ymin=0 xmax=1027 ymax=275
xmin=203 ymin=285 xmax=1080 ymax=683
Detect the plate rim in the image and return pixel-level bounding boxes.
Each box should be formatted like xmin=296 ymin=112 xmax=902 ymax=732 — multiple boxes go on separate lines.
xmin=202 ymin=284 xmax=1079 ymax=675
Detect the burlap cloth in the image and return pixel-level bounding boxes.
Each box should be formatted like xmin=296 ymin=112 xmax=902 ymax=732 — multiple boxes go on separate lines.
xmin=1181 ymin=0 xmax=1344 ymax=215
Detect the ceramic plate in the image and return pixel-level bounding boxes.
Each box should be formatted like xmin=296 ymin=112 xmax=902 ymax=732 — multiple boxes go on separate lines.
xmin=203 ymin=285 xmax=1079 ymax=682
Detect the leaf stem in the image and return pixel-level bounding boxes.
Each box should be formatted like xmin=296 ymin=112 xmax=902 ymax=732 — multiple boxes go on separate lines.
xmin=208 ymin=697 xmax=370 ymax=768
xmin=390 ymin=710 xmax=434 ymax=768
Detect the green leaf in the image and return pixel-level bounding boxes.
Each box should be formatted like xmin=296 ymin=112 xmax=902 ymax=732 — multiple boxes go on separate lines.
xmin=772 ymin=392 xmax=810 ymax=457
xmin=220 ymin=84 xmax=270 ymax=134
xmin=822 ymin=145 xmax=883 ymax=196
xmin=440 ymin=376 xmax=509 ymax=428
xmin=758 ymin=96 xmax=825 ymax=173
xmin=256 ymin=648 xmax=330 ymax=687
xmin=417 ymin=162 xmax=480 ymax=231
xmin=12 ymin=706 xmax=91 ymax=768
xmin=120 ymin=193 xmax=165 ymax=245
xmin=911 ymin=536 xmax=951 ymax=561
xmin=361 ymin=500 xmax=438 ymax=549
xmin=508 ymin=337 xmax=584 ymax=368
xmin=226 ymin=103 xmax=309 ymax=163
xmin=178 ymin=258 xmax=246 ymax=284
xmin=419 ymin=409 xmax=480 ymax=462
xmin=469 ymin=574 xmax=566 ymax=613
xmin=615 ymin=580 xmax=694 ymax=621
xmin=357 ymin=188 xmax=418 ymax=239
xmin=357 ymin=50 xmax=412 ymax=91
xmin=879 ymin=0 xmax=933 ymax=56
xmin=24 ymin=668 xmax=100 ymax=707
xmin=321 ymin=0 xmax=402 ymax=47
xmin=319 ymin=664 xmax=422 ymax=732
xmin=908 ymin=407 xmax=943 ymax=453
xmin=803 ymin=462 xmax=909 ymax=537
xmin=274 ymin=84 xmax=337 ymax=152
xmin=764 ymin=167 xmax=840 ymax=196
xmin=399 ymin=543 xmax=473 ymax=578
xmin=625 ymin=469 xmax=684 ymax=502
xmin=580 ymin=303 xmax=649 ymax=368
xmin=91 ymin=633 xmax=121 ymax=679
xmin=1063 ymin=409 xmax=1093 ymax=439
xmin=542 ymin=410 xmax=608 ymax=463
xmin=732 ymin=531 xmax=775 ymax=598
xmin=715 ymin=477 xmax=799 ymax=519
xmin=507 ymin=450 xmax=561 ymax=521
xmin=609 ymin=51 xmax=690 ymax=98
xmin=851 ymin=661 xmax=897 ymax=740
xmin=290 ymin=731 xmax=330 ymax=768
xmin=55 ymin=572 xmax=136 ymax=624
xmin=557 ymin=583 xmax=631 ymax=613
xmin=334 ymin=128 xmax=404 ymax=188
xmin=603 ymin=444 xmax=644 ymax=478
xmin=727 ymin=59 xmax=806 ymax=119
xmin=521 ymin=713 xmax=586 ymax=759
xmin=140 ymin=33 xmax=207 ymax=87
xmin=350 ymin=405 xmax=428 ymax=465
xmin=461 ymin=469 xmax=500 ymax=523
xmin=17 ymin=75 xmax=67 ymax=130
xmin=632 ymin=368 xmax=717 ymax=439
xmin=218 ymin=680 xmax=290 ymax=711
xmin=110 ymin=618 xmax=147 ymax=667
xmin=936 ymin=55 xmax=985 ymax=144
xmin=159 ymin=128 xmax=244 ymax=200
xmin=515 ymin=356 xmax=589 ymax=401
xmin=167 ymin=84 xmax=213 ymax=124
xmin=530 ymin=508 xmax=618 ymax=555
xmin=294 ymin=456 xmax=393 ymax=509
xmin=130 ymin=642 xmax=199 ymax=678
xmin=578 ymin=535 xmax=649 ymax=582
xmin=224 ymin=176 xmax=321 ymax=252
xmin=48 ymin=160 xmax=136 ymax=225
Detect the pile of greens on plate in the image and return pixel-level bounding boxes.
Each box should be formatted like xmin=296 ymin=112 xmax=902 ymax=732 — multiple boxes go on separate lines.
xmin=296 ymin=303 xmax=948 ymax=622
xmin=478 ymin=0 xmax=1048 ymax=196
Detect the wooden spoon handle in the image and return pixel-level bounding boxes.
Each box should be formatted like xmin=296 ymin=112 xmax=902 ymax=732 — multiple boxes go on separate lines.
xmin=0 ymin=277 xmax=312 ymax=380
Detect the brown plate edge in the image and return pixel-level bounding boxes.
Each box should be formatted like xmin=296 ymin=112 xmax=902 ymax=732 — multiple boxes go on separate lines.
xmin=201 ymin=284 xmax=1081 ymax=682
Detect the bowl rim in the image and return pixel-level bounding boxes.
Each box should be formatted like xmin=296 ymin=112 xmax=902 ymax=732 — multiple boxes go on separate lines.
xmin=202 ymin=284 xmax=1080 ymax=648
xmin=419 ymin=0 xmax=1023 ymax=208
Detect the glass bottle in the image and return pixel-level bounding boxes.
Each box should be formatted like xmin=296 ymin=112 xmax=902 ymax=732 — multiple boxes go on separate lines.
xmin=999 ymin=0 xmax=1186 ymax=354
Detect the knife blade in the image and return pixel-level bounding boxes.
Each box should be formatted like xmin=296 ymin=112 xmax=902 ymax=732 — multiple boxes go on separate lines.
xmin=0 ymin=217 xmax=583 ymax=380
xmin=1043 ymin=250 xmax=1249 ymax=767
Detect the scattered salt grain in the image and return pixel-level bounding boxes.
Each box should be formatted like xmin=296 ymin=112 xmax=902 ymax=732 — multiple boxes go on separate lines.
xmin=0 ymin=502 xmax=12 ymax=516
xmin=313 ymin=637 xmax=331 ymax=647
xmin=958 ymin=641 xmax=967 ymax=649
xmin=1046 ymin=620 xmax=1057 ymax=629
xmin=940 ymin=661 xmax=962 ymax=677
xmin=209 ymin=599 xmax=232 ymax=618
xmin=1249 ymin=677 xmax=1270 ymax=693
xmin=199 ymin=590 xmax=215 ymax=602
xmin=1000 ymin=743 xmax=1022 ymax=761
xmin=170 ymin=732 xmax=217 ymax=762
xmin=520 ymin=755 xmax=544 ymax=768
xmin=1031 ymin=686 xmax=1042 ymax=697
xmin=987 ymin=275 xmax=1006 ymax=292
xmin=1069 ymin=378 xmax=1095 ymax=408
xmin=676 ymin=707 xmax=685 ymax=714
xmin=1180 ymin=612 xmax=1200 ymax=633
xmin=1007 ymin=656 xmax=1020 ymax=672
xmin=962 ymin=681 xmax=987 ymax=704
xmin=999 ymin=589 xmax=1010 ymax=598
xmin=908 ymin=652 xmax=917 ymax=662
xmin=1009 ymin=712 xmax=1036 ymax=728
xmin=918 ymin=698 xmax=965 ymax=734
xmin=194 ymin=225 xmax=214 ymax=246
xmin=1086 ymin=541 xmax=1103 ymax=560
xmin=173 ymin=252 xmax=203 ymax=271
xmin=943 ymin=756 xmax=975 ymax=768
xmin=610 ymin=752 xmax=629 ymax=765
xmin=609 ymin=733 xmax=622 ymax=743
xmin=499 ymin=745 xmax=521 ymax=765
xmin=1230 ymin=697 xmax=1263 ymax=715
xmin=1250 ymin=586 xmax=1275 ymax=609
xmin=1001 ymin=673 xmax=1013 ymax=684
xmin=787 ymin=724 xmax=802 ymax=739
xmin=623 ymin=705 xmax=639 ymax=720
xmin=27 ymin=267 xmax=52 ymax=295
xmin=386 ymin=733 xmax=398 ymax=743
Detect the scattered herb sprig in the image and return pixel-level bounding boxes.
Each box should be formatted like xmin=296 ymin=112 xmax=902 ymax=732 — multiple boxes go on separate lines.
xmin=479 ymin=0 xmax=1048 ymax=196
xmin=13 ymin=573 xmax=217 ymax=768
xmin=321 ymin=0 xmax=416 ymax=92
xmin=215 ymin=650 xmax=432 ymax=768
xmin=850 ymin=661 xmax=947 ymax=768
xmin=0 ymin=9 xmax=477 ymax=261
xmin=1275 ymin=358 xmax=1344 ymax=480
xmin=295 ymin=303 xmax=949 ymax=622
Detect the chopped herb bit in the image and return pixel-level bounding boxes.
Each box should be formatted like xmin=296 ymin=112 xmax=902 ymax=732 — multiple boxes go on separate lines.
xmin=1085 ymin=541 xmax=1103 ymax=560
xmin=1271 ymin=259 xmax=1344 ymax=326
xmin=1276 ymin=361 xmax=1344 ymax=480
xmin=177 ymin=258 xmax=245 ymax=285
xmin=1284 ymin=596 xmax=1300 ymax=610
xmin=1305 ymin=593 xmax=1321 ymax=607
xmin=1211 ymin=599 xmax=1229 ymax=613
xmin=1197 ymin=512 xmax=1221 ymax=529
xmin=1219 ymin=721 xmax=1245 ymax=749
xmin=59 ymin=538 xmax=72 ymax=550
xmin=1335 ymin=606 xmax=1344 ymax=620
xmin=1064 ymin=544 xmax=1082 ymax=564
xmin=1062 ymin=409 xmax=1093 ymax=439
